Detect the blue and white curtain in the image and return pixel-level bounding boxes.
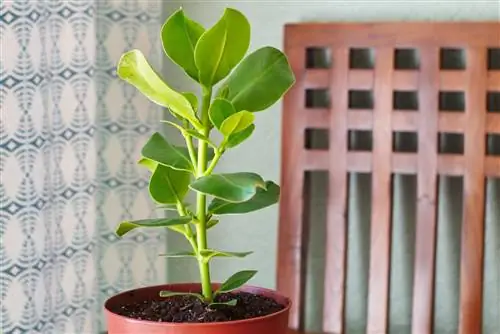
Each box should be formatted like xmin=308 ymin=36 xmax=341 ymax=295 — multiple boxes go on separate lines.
xmin=1 ymin=0 xmax=166 ymax=333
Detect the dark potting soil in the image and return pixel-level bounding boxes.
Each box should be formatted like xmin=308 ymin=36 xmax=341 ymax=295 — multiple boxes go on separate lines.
xmin=112 ymin=291 xmax=285 ymax=323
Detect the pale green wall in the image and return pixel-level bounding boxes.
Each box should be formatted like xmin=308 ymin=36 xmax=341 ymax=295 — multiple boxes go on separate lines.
xmin=161 ymin=1 xmax=500 ymax=333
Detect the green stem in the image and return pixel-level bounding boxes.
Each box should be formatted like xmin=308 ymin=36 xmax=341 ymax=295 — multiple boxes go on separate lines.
xmin=196 ymin=88 xmax=213 ymax=301
xmin=176 ymin=202 xmax=198 ymax=252
xmin=182 ymin=121 xmax=198 ymax=174
xmin=204 ymin=149 xmax=223 ymax=176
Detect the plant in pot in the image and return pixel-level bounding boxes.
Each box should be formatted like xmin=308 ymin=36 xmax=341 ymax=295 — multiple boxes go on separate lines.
xmin=104 ymin=6 xmax=295 ymax=334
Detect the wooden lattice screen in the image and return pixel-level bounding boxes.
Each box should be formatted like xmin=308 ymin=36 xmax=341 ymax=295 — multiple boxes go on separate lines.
xmin=277 ymin=22 xmax=500 ymax=334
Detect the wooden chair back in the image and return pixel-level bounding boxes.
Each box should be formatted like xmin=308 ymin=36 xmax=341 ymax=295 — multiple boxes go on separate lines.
xmin=277 ymin=22 xmax=500 ymax=334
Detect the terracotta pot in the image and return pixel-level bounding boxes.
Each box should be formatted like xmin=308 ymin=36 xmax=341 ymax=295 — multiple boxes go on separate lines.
xmin=104 ymin=283 xmax=291 ymax=334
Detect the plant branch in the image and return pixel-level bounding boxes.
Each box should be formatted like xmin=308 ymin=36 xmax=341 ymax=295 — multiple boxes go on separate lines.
xmin=196 ymin=88 xmax=213 ymax=301
xmin=182 ymin=122 xmax=198 ymax=174
xmin=175 ymin=201 xmax=198 ymax=253
xmin=204 ymin=148 xmax=223 ymax=176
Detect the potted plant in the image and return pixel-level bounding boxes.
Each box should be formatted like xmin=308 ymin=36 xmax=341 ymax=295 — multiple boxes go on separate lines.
xmin=104 ymin=7 xmax=295 ymax=334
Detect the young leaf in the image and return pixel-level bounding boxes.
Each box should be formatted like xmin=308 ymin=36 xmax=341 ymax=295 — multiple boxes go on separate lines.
xmin=209 ymin=98 xmax=237 ymax=130
xmin=189 ymin=172 xmax=266 ymax=203
xmin=206 ymin=219 xmax=219 ymax=229
xmin=116 ymin=216 xmax=191 ymax=236
xmin=161 ymin=9 xmax=205 ymax=81
xmin=217 ymin=270 xmax=257 ymax=294
xmin=158 ymin=251 xmax=196 ymax=258
xmin=181 ymin=92 xmax=198 ymax=112
xmin=117 ymin=49 xmax=202 ymax=129
xmin=208 ymin=300 xmax=237 ymax=308
xmin=226 ymin=124 xmax=254 ymax=148
xmin=217 ymin=46 xmax=295 ymax=112
xmin=138 ymin=157 xmax=158 ymax=172
xmin=220 ymin=111 xmax=254 ymax=138
xmin=200 ymin=249 xmax=253 ymax=262
xmin=159 ymin=291 xmax=205 ymax=302
xmin=194 ymin=8 xmax=250 ymax=87
xmin=149 ymin=165 xmax=191 ymax=204
xmin=208 ymin=181 xmax=280 ymax=214
xmin=142 ymin=132 xmax=193 ymax=172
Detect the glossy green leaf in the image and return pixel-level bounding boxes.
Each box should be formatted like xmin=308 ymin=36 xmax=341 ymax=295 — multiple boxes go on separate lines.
xmin=217 ymin=270 xmax=257 ymax=294
xmin=189 ymin=172 xmax=266 ymax=202
xmin=209 ymin=98 xmax=236 ymax=130
xmin=181 ymin=92 xmax=198 ymax=112
xmin=149 ymin=165 xmax=191 ymax=204
xmin=161 ymin=9 xmax=205 ymax=81
xmin=117 ymin=49 xmax=202 ymax=129
xmin=142 ymin=132 xmax=193 ymax=172
xmin=226 ymin=124 xmax=254 ymax=148
xmin=218 ymin=46 xmax=295 ymax=112
xmin=220 ymin=111 xmax=254 ymax=137
xmin=158 ymin=251 xmax=196 ymax=258
xmin=138 ymin=157 xmax=157 ymax=172
xmin=194 ymin=8 xmax=250 ymax=87
xmin=208 ymin=181 xmax=280 ymax=214
xmin=200 ymin=249 xmax=253 ymax=262
xmin=116 ymin=216 xmax=191 ymax=236
xmin=206 ymin=219 xmax=219 ymax=229
xmin=208 ymin=300 xmax=237 ymax=308
xmin=159 ymin=291 xmax=205 ymax=302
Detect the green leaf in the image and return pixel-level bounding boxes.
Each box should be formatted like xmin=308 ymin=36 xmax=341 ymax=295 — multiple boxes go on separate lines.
xmin=142 ymin=132 xmax=193 ymax=172
xmin=200 ymin=249 xmax=253 ymax=262
xmin=149 ymin=165 xmax=191 ymax=204
xmin=181 ymin=92 xmax=198 ymax=112
xmin=217 ymin=270 xmax=257 ymax=294
xmin=209 ymin=181 xmax=280 ymax=214
xmin=159 ymin=291 xmax=205 ymax=302
xmin=189 ymin=172 xmax=266 ymax=202
xmin=158 ymin=251 xmax=196 ymax=258
xmin=117 ymin=49 xmax=202 ymax=129
xmin=161 ymin=120 xmax=217 ymax=148
xmin=218 ymin=46 xmax=295 ymax=112
xmin=138 ymin=157 xmax=157 ymax=172
xmin=116 ymin=217 xmax=191 ymax=236
xmin=226 ymin=124 xmax=254 ymax=148
xmin=220 ymin=111 xmax=254 ymax=137
xmin=206 ymin=219 xmax=219 ymax=229
xmin=161 ymin=9 xmax=205 ymax=81
xmin=208 ymin=300 xmax=237 ymax=308
xmin=167 ymin=224 xmax=190 ymax=235
xmin=209 ymin=98 xmax=237 ymax=130
xmin=194 ymin=8 xmax=250 ymax=87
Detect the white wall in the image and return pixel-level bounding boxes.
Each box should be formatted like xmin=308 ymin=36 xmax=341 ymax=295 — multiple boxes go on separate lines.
xmin=161 ymin=1 xmax=499 ymax=333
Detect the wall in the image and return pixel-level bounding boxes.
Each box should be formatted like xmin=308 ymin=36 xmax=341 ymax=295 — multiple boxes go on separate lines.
xmin=161 ymin=1 xmax=499 ymax=333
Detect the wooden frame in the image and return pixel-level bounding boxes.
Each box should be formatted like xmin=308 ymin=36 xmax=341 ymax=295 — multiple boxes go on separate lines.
xmin=277 ymin=22 xmax=500 ymax=334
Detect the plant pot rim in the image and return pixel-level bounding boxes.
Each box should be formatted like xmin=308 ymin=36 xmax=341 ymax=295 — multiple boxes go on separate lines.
xmin=104 ymin=282 xmax=292 ymax=327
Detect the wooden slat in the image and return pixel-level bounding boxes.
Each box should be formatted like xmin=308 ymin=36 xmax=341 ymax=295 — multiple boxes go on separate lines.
xmin=348 ymin=70 xmax=373 ymax=89
xmin=367 ymin=48 xmax=393 ymax=333
xmin=305 ymin=109 xmax=329 ymax=128
xmin=488 ymin=72 xmax=500 ymax=90
xmin=440 ymin=71 xmax=467 ymax=90
xmin=393 ymin=71 xmax=419 ymax=90
xmin=277 ymin=43 xmax=308 ymax=331
xmin=412 ymin=47 xmax=439 ymax=334
xmin=322 ymin=48 xmax=349 ymax=333
xmin=458 ymin=48 xmax=487 ymax=334
xmin=347 ymin=110 xmax=373 ymax=130
xmin=486 ymin=114 xmax=500 ymax=134
xmin=485 ymin=157 xmax=500 ymax=177
xmin=304 ymin=69 xmax=329 ymax=88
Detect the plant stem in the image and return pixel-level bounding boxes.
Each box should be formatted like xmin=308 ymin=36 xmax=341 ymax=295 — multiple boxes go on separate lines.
xmin=196 ymin=88 xmax=213 ymax=301
xmin=204 ymin=149 xmax=222 ymax=176
xmin=176 ymin=201 xmax=198 ymax=253
xmin=183 ymin=120 xmax=198 ymax=173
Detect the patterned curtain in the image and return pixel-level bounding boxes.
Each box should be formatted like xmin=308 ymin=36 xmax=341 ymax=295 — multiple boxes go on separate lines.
xmin=1 ymin=1 xmax=166 ymax=333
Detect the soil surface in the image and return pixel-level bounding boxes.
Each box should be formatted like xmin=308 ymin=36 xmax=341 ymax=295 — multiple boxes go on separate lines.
xmin=112 ymin=291 xmax=285 ymax=323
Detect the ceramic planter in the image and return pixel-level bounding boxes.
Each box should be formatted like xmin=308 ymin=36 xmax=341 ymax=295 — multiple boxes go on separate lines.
xmin=104 ymin=283 xmax=291 ymax=334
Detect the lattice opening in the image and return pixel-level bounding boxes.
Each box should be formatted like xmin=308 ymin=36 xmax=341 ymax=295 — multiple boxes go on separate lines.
xmin=487 ymin=134 xmax=500 ymax=156
xmin=393 ymin=132 xmax=418 ymax=153
xmin=394 ymin=49 xmax=420 ymax=70
xmin=349 ymin=90 xmax=373 ymax=109
xmin=438 ymin=133 xmax=464 ymax=154
xmin=488 ymin=48 xmax=500 ymax=70
xmin=306 ymin=47 xmax=332 ymax=69
xmin=487 ymin=92 xmax=500 ymax=112
xmin=306 ymin=89 xmax=330 ymax=108
xmin=305 ymin=128 xmax=329 ymax=150
xmin=393 ymin=91 xmax=419 ymax=111
xmin=349 ymin=48 xmax=374 ymax=69
xmin=348 ymin=130 xmax=373 ymax=151
xmin=440 ymin=48 xmax=466 ymax=70
xmin=439 ymin=91 xmax=465 ymax=112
